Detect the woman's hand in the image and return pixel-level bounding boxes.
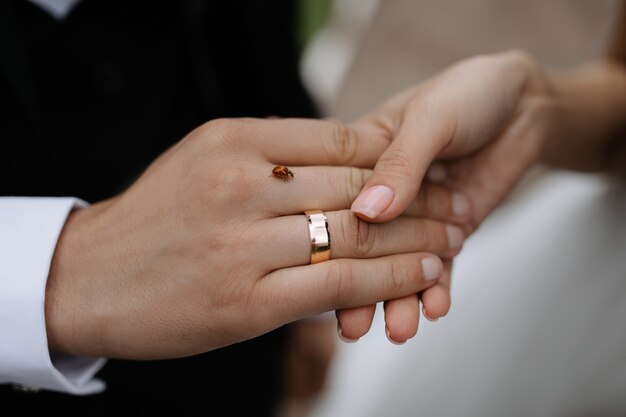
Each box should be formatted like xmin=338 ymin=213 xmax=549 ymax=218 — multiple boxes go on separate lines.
xmin=353 ymin=50 xmax=549 ymax=225
xmin=45 ymin=117 xmax=467 ymax=359
xmin=336 ymin=50 xmax=554 ymax=341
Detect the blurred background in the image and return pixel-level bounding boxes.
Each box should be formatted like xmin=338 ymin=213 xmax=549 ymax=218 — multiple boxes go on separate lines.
xmin=280 ymin=1 xmax=626 ymax=416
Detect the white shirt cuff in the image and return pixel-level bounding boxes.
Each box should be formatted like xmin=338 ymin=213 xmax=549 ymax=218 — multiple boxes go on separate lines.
xmin=0 ymin=197 xmax=106 ymax=395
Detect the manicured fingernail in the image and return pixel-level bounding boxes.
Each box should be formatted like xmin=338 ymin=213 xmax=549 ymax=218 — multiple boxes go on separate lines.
xmin=451 ymin=192 xmax=470 ymax=217
xmin=337 ymin=322 xmax=359 ymax=343
xmin=422 ymin=305 xmax=439 ymax=322
xmin=446 ymin=224 xmax=464 ymax=250
xmin=421 ymin=256 xmax=442 ymax=281
xmin=351 ymin=185 xmax=394 ymax=219
xmin=385 ymin=326 xmax=406 ymax=345
xmin=427 ymin=163 xmax=447 ymax=183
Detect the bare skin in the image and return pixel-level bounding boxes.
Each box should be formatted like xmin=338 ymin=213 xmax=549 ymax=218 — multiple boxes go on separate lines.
xmin=44 ymin=117 xmax=466 ymax=359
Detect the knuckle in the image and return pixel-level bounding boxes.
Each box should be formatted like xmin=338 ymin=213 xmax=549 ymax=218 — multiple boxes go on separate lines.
xmin=204 ymin=117 xmax=233 ymax=133
xmin=412 ymin=221 xmax=431 ymax=249
xmin=194 ymin=168 xmax=258 ymax=209
xmin=336 ymin=211 xmax=353 ymax=251
xmin=202 ymin=118 xmax=235 ymax=139
xmin=202 ymin=118 xmax=247 ymax=149
xmin=324 ymin=261 xmax=355 ymax=305
xmin=326 ymin=121 xmax=359 ymax=164
xmin=339 ymin=211 xmax=375 ymax=257
xmin=343 ymin=167 xmax=368 ymax=206
xmin=215 ymin=173 xmax=258 ymax=205
xmin=389 ymin=260 xmax=414 ymax=292
xmin=186 ymin=118 xmax=233 ymax=151
xmin=354 ymin=216 xmax=375 ymax=257
xmin=376 ymin=147 xmax=415 ymax=182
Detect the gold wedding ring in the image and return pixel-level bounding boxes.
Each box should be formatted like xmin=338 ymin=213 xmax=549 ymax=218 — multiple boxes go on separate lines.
xmin=304 ymin=210 xmax=331 ymax=264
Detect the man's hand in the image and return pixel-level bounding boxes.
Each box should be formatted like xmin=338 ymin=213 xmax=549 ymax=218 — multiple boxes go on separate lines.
xmin=45 ymin=117 xmax=467 ymax=359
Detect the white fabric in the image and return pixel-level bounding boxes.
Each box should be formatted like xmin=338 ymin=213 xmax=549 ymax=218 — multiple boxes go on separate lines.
xmin=301 ymin=170 xmax=626 ymax=417
xmin=27 ymin=0 xmax=82 ymax=20
xmin=0 ymin=197 xmax=105 ymax=394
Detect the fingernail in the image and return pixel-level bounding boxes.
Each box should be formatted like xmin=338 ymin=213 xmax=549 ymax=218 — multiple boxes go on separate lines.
xmin=446 ymin=224 xmax=464 ymax=250
xmin=451 ymin=192 xmax=470 ymax=217
xmin=351 ymin=185 xmax=394 ymax=219
xmin=385 ymin=326 xmax=406 ymax=345
xmin=422 ymin=305 xmax=439 ymax=322
xmin=337 ymin=322 xmax=359 ymax=343
xmin=421 ymin=256 xmax=442 ymax=281
xmin=427 ymin=163 xmax=447 ymax=183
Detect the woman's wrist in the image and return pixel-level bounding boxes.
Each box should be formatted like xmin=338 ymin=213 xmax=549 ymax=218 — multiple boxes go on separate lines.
xmin=598 ymin=59 xmax=626 ymax=178
xmin=539 ymin=59 xmax=626 ymax=172
xmin=503 ymin=50 xmax=557 ymax=169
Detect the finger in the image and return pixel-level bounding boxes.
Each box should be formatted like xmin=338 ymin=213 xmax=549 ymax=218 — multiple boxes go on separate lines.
xmin=242 ymin=118 xmax=390 ymax=167
xmin=262 ymin=164 xmax=472 ymax=225
xmin=351 ymin=99 xmax=453 ymax=223
xmin=446 ymin=106 xmax=544 ymax=228
xmin=263 ymin=210 xmax=463 ymax=270
xmin=421 ymin=260 xmax=453 ymax=321
xmin=383 ymin=294 xmax=420 ymax=344
xmin=260 ymin=253 xmax=443 ymax=323
xmin=350 ymin=52 xmax=530 ymax=223
xmin=403 ymin=183 xmax=472 ymax=224
xmin=335 ymin=305 xmax=376 ymax=342
xmin=426 ymin=162 xmax=448 ymax=184
xmin=262 ymin=165 xmax=372 ymax=215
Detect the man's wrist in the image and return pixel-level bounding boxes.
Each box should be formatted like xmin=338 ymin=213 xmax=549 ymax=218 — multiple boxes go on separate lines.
xmin=0 ymin=197 xmax=106 ymax=394
xmin=45 ymin=206 xmax=82 ymax=356
xmin=45 ymin=201 xmax=110 ymax=358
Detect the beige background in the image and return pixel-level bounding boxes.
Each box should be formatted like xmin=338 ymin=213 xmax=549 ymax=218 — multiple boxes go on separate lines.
xmin=313 ymin=0 xmax=621 ymax=120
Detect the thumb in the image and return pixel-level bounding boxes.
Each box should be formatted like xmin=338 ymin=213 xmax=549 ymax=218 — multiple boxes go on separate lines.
xmin=351 ymin=104 xmax=454 ymax=222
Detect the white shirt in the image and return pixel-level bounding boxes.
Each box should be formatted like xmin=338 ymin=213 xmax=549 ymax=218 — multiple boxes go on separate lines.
xmin=0 ymin=0 xmax=105 ymax=395
xmin=0 ymin=198 xmax=105 ymax=394
xmin=27 ymin=0 xmax=81 ymax=20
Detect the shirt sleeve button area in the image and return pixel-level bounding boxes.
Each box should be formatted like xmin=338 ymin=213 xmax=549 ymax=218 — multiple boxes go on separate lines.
xmin=11 ymin=384 xmax=41 ymax=393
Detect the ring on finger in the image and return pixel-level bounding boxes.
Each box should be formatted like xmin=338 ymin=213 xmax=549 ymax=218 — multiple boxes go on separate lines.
xmin=304 ymin=209 xmax=331 ymax=264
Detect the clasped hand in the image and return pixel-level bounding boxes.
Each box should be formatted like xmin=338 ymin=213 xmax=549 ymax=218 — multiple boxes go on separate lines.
xmin=46 ymin=50 xmax=549 ymax=359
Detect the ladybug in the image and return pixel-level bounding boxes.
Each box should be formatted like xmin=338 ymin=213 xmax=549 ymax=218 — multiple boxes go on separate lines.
xmin=272 ymin=165 xmax=294 ymax=182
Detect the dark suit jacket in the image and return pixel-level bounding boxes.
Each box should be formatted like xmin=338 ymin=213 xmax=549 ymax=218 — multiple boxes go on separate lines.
xmin=0 ymin=0 xmax=317 ymax=415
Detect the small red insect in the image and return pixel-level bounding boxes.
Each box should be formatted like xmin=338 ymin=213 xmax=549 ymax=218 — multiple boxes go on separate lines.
xmin=272 ymin=165 xmax=294 ymax=182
